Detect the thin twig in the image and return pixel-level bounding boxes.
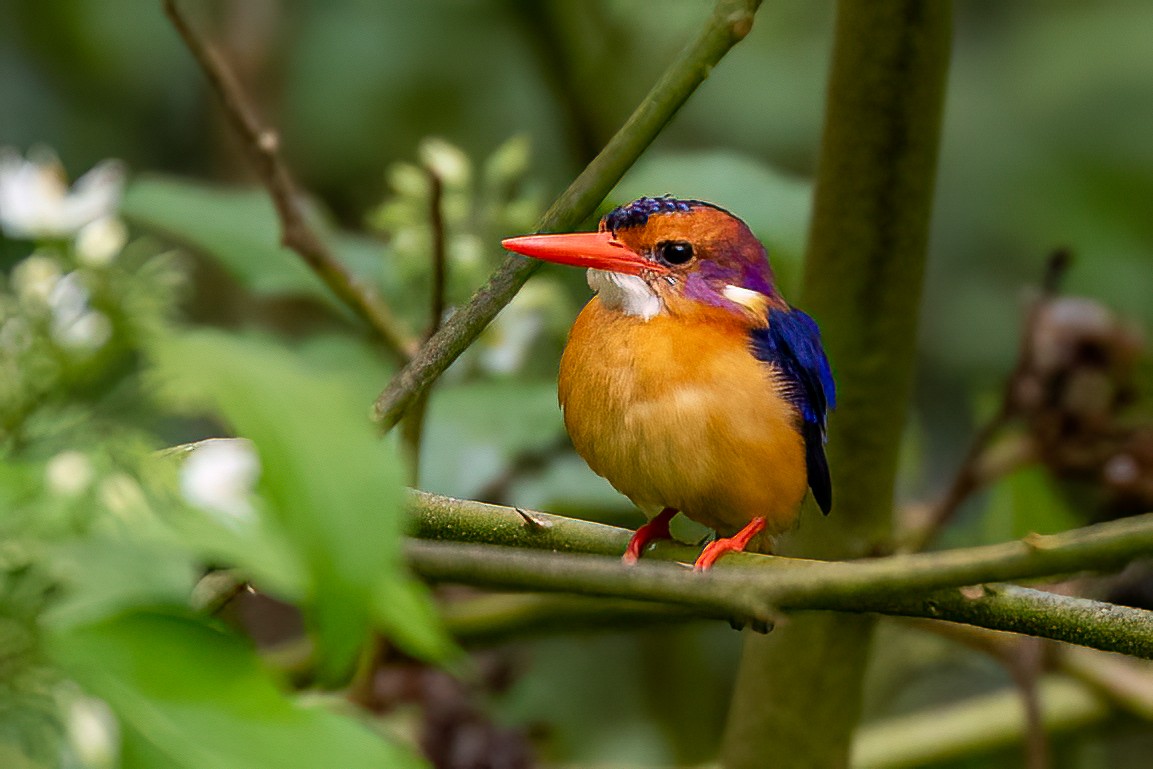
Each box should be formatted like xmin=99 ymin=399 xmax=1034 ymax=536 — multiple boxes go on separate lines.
xmin=852 ymin=676 xmax=1109 ymax=769
xmin=1010 ymin=638 xmax=1051 ymax=769
xmin=908 ymin=618 xmax=1052 ymax=769
xmin=371 ymin=0 xmax=763 ymax=430
xmin=163 ymin=0 xmax=417 ymax=362
xmin=427 ymin=170 xmax=448 ymax=337
xmin=905 ymin=250 xmax=1072 ymax=550
xmin=399 ymin=169 xmax=449 ymax=484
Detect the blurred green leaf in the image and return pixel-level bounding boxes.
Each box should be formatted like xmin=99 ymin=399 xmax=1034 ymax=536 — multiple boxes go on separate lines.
xmin=43 ymin=536 xmax=197 ymax=631
xmin=121 ymin=175 xmax=388 ymax=309
xmin=49 ymin=610 xmax=426 ymax=769
xmin=419 ymin=380 xmax=564 ymax=498
xmin=982 ymin=465 xmax=1080 ymax=542
xmin=152 ymin=331 xmax=451 ymax=678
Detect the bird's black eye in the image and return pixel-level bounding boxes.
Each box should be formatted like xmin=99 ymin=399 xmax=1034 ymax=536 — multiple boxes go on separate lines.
xmin=657 ymin=240 xmax=694 ymax=265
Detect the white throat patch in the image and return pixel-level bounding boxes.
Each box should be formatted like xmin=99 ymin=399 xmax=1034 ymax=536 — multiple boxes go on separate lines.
xmin=587 ymin=269 xmax=662 ymax=320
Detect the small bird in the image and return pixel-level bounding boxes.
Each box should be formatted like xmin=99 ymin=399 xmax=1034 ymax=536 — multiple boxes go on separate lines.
xmin=502 ymin=197 xmax=834 ymax=570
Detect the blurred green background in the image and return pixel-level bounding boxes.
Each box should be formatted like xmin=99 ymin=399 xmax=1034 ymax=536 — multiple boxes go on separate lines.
xmin=3 ymin=1 xmax=1153 ymax=767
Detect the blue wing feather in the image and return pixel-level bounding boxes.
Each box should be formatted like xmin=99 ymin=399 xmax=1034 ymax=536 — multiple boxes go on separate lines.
xmin=750 ymin=307 xmax=835 ymax=514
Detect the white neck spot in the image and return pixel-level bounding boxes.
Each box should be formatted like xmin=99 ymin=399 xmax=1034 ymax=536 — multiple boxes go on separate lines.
xmin=587 ymin=269 xmax=662 ymax=320
xmin=722 ymin=284 xmax=769 ymax=314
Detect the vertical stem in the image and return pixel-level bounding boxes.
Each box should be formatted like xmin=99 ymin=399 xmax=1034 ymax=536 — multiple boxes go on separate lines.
xmin=721 ymin=3 xmax=952 ymax=767
xmin=400 ymin=170 xmax=449 ymax=486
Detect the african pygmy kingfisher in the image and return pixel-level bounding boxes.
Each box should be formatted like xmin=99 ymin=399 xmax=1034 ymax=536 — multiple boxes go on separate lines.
xmin=502 ymin=197 xmax=834 ymax=570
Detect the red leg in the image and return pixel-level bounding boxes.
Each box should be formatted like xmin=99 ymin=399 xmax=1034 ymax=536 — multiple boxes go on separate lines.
xmin=693 ymin=517 xmax=767 ymax=571
xmin=622 ymin=507 xmax=678 ymax=565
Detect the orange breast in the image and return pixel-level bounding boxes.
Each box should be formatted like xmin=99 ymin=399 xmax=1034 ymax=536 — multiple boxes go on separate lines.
xmin=557 ymin=297 xmax=808 ymax=535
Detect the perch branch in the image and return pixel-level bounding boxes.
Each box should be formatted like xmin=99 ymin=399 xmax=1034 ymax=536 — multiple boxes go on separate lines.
xmin=371 ymin=0 xmax=763 ymax=429
xmin=163 ymin=0 xmax=417 ymax=362
xmin=193 ymin=493 xmax=1153 ymax=656
xmin=403 ymin=530 xmax=1153 ymax=657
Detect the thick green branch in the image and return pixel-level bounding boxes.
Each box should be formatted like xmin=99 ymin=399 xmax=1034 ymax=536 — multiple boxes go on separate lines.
xmin=875 ymin=584 xmax=1153 ymax=659
xmin=403 ymin=531 xmax=1153 ymax=657
xmin=371 ymin=0 xmax=762 ymax=429
xmin=405 ymin=491 xmax=1153 ymax=654
xmin=440 ymin=593 xmax=701 ymax=647
xmin=406 ymin=490 xmax=1153 ymax=591
xmin=852 ymin=676 xmax=1110 ymax=769
xmin=722 ymin=3 xmax=953 ymax=765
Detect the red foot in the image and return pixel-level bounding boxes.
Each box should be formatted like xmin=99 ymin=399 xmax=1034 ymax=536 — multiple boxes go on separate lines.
xmin=694 ymin=517 xmax=767 ymax=571
xmin=622 ymin=507 xmax=677 ymax=565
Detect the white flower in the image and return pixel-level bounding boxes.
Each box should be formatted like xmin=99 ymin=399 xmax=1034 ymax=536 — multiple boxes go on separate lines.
xmin=418 ymin=138 xmax=471 ymax=187
xmin=76 ymin=217 xmax=128 ymax=267
xmin=53 ymin=310 xmax=112 ymax=351
xmin=180 ymin=438 xmax=261 ymax=525
xmin=10 ymin=252 xmax=62 ymax=305
xmin=66 ymin=693 xmax=119 ymax=768
xmin=46 ymin=450 xmax=96 ymax=496
xmin=97 ymin=473 xmax=149 ymax=520
xmin=48 ymin=271 xmax=90 ymax=325
xmin=47 ymin=271 xmax=112 ymax=351
xmin=0 ymin=146 xmax=125 ymax=239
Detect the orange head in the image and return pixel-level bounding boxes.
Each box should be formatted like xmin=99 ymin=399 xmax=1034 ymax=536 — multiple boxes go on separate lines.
xmin=502 ymin=197 xmax=781 ymax=320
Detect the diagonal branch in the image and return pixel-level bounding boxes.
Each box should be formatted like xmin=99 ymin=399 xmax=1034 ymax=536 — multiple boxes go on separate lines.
xmin=163 ymin=0 xmax=417 ymax=362
xmin=906 ymin=249 xmax=1072 ymax=551
xmin=371 ymin=0 xmax=763 ymax=429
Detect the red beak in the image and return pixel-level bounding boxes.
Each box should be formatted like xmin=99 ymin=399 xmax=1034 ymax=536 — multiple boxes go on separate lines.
xmin=501 ymin=231 xmax=667 ymax=277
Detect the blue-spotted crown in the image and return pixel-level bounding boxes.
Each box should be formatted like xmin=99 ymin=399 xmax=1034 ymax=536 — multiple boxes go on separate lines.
xmin=603 ymin=196 xmax=729 ymax=233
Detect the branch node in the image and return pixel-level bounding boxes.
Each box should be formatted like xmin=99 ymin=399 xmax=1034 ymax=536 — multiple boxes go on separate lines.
xmin=959 ymin=585 xmax=989 ymax=601
xmin=256 ymin=129 xmax=280 ymax=154
xmin=1023 ymin=532 xmax=1055 ymax=551
xmin=515 ymin=507 xmax=552 ymax=531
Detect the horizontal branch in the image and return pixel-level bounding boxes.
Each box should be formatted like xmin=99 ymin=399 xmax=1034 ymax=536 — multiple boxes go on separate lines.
xmin=192 ymin=491 xmax=1153 ymax=655
xmin=440 ymin=593 xmax=701 ymax=647
xmin=407 ymin=490 xmax=1153 ymax=588
xmin=405 ymin=491 xmax=1153 ymax=655
xmin=851 ymin=676 xmax=1110 ymax=769
xmin=371 ymin=0 xmax=763 ymax=429
xmin=405 ymin=539 xmax=1153 ymax=656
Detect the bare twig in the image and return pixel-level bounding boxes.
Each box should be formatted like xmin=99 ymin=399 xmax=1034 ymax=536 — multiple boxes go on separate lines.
xmin=371 ymin=0 xmax=764 ymax=430
xmin=163 ymin=0 xmax=417 ymax=362
xmin=399 ymin=169 xmax=449 ymax=484
xmin=427 ymin=170 xmax=448 ymax=337
xmin=905 ymin=250 xmax=1072 ymax=550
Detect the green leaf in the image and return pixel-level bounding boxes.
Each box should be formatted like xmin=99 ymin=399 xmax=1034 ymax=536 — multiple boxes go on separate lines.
xmin=121 ymin=175 xmax=388 ymax=309
xmin=49 ymin=610 xmax=426 ymax=769
xmin=43 ymin=536 xmax=198 ymax=631
xmin=982 ymin=466 xmax=1081 ymax=542
xmin=418 ymin=380 xmax=565 ymax=499
xmin=152 ymin=331 xmax=451 ymax=678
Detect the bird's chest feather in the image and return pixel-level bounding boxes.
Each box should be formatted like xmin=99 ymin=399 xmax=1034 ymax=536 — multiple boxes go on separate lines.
xmin=557 ymin=298 xmax=808 ymax=534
